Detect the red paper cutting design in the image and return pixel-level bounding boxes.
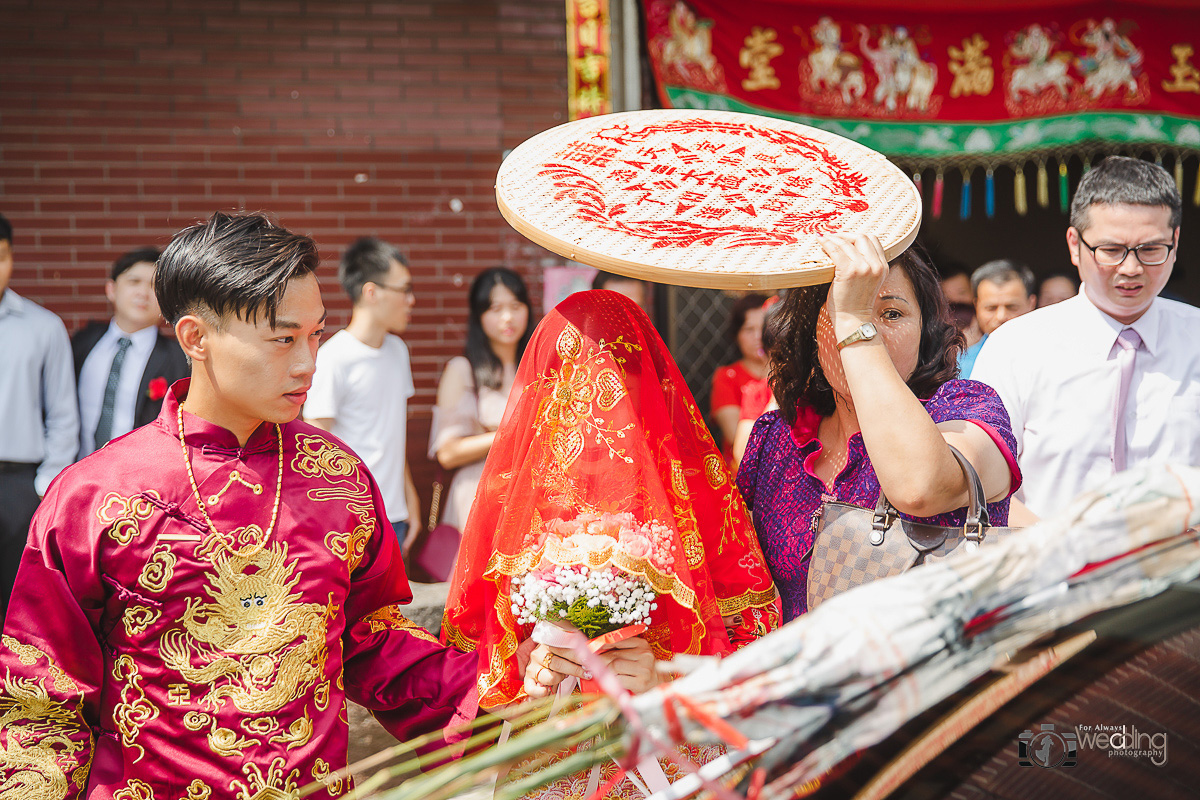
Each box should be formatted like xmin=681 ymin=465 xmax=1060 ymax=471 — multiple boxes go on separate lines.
xmin=542 ymin=118 xmax=872 ymax=250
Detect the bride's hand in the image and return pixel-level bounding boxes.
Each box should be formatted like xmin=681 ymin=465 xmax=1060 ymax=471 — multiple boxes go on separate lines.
xmin=522 ymin=642 xmax=585 ymax=698
xmin=596 ymin=636 xmax=658 ymax=694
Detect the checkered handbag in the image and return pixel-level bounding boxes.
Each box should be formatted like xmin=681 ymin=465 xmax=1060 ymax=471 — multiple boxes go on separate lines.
xmin=807 ymin=445 xmax=1015 ymax=611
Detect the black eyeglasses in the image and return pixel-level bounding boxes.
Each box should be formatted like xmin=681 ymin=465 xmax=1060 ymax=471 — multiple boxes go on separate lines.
xmin=1078 ymin=235 xmax=1175 ymax=267
xmin=374 ymin=283 xmax=414 ymax=296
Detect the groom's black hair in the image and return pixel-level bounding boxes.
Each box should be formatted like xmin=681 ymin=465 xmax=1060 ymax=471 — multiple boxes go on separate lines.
xmin=155 ymin=211 xmax=319 ymax=328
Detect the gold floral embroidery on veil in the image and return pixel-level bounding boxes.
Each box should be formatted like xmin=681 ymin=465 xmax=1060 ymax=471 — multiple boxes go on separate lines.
xmin=532 ymin=324 xmax=640 ymax=474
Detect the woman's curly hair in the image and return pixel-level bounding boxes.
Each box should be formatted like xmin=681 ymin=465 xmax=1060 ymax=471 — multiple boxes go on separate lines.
xmin=766 ymin=245 xmax=964 ymax=424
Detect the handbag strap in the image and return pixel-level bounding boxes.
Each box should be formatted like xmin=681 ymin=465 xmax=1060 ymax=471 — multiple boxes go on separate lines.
xmin=427 ymin=464 xmax=447 ymax=530
xmin=877 ymin=444 xmax=989 ymax=540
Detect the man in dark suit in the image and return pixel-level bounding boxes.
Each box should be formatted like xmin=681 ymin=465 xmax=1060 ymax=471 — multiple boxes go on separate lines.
xmin=72 ymin=247 xmax=189 ymax=459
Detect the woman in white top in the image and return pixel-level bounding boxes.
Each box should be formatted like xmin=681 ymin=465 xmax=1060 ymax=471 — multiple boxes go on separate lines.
xmin=429 ymin=267 xmax=534 ymax=531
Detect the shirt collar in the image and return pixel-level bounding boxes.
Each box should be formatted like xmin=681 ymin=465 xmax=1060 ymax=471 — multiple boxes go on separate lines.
xmin=1075 ymin=289 xmax=1161 ymax=358
xmin=159 ymin=378 xmax=280 ymax=455
xmin=106 ymin=318 xmax=160 ymax=353
xmin=0 ymin=289 xmax=26 ymax=319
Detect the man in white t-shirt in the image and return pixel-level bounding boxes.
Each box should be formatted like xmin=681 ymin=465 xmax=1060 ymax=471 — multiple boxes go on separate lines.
xmin=305 ymin=237 xmax=422 ymax=552
xmin=973 ymin=156 xmax=1200 ymax=521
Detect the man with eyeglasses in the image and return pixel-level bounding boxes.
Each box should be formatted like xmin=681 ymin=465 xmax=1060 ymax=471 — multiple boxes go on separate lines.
xmin=306 ymin=237 xmax=423 ymax=552
xmin=974 ymin=156 xmax=1199 ymax=522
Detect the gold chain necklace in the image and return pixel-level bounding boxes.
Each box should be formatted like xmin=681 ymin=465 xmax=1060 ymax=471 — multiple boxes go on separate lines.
xmin=177 ymin=402 xmax=284 ymax=558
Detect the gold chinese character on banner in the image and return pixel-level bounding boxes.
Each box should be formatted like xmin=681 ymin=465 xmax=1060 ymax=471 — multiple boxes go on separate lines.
xmin=575 ymin=85 xmax=607 ymax=116
xmin=567 ymin=0 xmax=611 ymax=120
xmin=948 ymin=34 xmax=993 ymax=97
xmin=740 ymin=27 xmax=783 ymax=91
xmin=578 ymin=17 xmax=600 ymax=50
xmin=576 ymin=52 xmax=605 ymax=84
xmin=1163 ymin=43 xmax=1200 ymax=93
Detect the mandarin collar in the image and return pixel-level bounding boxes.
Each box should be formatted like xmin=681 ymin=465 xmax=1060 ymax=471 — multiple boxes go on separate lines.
xmin=160 ymin=378 xmax=280 ymax=456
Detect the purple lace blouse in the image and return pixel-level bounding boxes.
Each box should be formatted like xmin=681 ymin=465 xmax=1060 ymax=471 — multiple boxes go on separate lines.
xmin=737 ymin=379 xmax=1022 ymax=622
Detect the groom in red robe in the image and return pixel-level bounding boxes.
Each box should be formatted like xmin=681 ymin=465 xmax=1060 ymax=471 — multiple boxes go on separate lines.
xmin=0 ymin=213 xmax=478 ymax=799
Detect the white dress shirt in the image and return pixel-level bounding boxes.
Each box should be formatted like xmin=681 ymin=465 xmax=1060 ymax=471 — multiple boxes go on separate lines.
xmin=77 ymin=320 xmax=159 ymax=458
xmin=0 ymin=290 xmax=80 ymax=494
xmin=972 ymin=291 xmax=1200 ymax=518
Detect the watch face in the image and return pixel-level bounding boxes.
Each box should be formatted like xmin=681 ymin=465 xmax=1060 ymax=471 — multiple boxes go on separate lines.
xmin=862 ymin=322 xmax=877 ymax=338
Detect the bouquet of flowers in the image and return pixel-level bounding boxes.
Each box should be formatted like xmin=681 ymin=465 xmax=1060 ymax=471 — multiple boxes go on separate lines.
xmin=511 ymin=511 xmax=674 ymax=640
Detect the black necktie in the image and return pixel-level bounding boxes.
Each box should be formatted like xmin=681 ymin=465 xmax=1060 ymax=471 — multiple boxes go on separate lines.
xmin=94 ymin=337 xmax=132 ymax=450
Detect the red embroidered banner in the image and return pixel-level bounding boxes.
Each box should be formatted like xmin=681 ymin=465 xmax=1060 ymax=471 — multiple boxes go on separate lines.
xmin=640 ymin=0 xmax=1200 ymax=162
xmin=567 ymin=0 xmax=613 ymax=119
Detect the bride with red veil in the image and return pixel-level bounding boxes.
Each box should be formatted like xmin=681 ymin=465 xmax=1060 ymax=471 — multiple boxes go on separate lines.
xmin=441 ymin=288 xmax=780 ymax=795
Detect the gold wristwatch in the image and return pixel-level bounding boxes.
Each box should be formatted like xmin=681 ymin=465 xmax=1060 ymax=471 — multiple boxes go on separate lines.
xmin=836 ymin=322 xmax=878 ymax=350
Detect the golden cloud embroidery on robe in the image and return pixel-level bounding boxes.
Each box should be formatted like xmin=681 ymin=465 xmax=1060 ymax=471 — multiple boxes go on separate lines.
xmin=111 ymin=655 xmax=159 ymax=763
xmin=137 ymin=544 xmax=176 ymax=593
xmin=158 ymin=542 xmax=329 ymax=715
xmin=310 ymin=758 xmax=343 ymax=796
xmin=98 ymin=491 xmax=162 ymax=545
xmin=293 ymin=435 xmax=374 ymax=573
xmin=122 ymin=605 xmax=161 ymax=638
xmin=112 ymin=780 xmax=155 ymax=800
xmin=269 ymin=711 xmax=313 ymax=750
xmin=184 ymin=779 xmax=211 ymax=800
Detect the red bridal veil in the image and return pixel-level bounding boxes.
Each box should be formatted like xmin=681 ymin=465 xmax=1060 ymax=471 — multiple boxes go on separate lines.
xmin=442 ymin=289 xmax=779 ymax=707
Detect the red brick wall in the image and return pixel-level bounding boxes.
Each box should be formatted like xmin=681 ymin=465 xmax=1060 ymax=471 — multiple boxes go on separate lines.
xmin=0 ymin=0 xmax=570 ymax=515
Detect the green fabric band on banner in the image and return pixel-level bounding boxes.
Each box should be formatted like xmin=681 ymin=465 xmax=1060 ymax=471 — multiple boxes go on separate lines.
xmin=665 ymin=87 xmax=1200 ymax=159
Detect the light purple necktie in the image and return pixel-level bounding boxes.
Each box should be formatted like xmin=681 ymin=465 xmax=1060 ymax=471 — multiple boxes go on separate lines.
xmin=1111 ymin=327 xmax=1142 ymax=473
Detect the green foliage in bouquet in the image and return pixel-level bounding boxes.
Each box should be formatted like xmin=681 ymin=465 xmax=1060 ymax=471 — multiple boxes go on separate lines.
xmin=558 ymin=596 xmax=619 ymax=639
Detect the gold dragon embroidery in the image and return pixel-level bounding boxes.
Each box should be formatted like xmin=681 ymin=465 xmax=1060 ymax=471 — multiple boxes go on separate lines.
xmin=362 ymin=605 xmax=439 ymax=643
xmin=0 ymin=637 xmax=91 ymax=800
xmin=158 ymin=542 xmax=330 ymax=715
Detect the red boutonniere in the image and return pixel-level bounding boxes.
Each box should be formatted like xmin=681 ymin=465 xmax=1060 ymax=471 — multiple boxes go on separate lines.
xmin=148 ymin=377 xmax=168 ymax=401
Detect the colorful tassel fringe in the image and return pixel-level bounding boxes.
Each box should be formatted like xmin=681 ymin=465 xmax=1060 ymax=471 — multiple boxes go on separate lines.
xmin=960 ymin=168 xmax=972 ymax=220
xmin=985 ymin=168 xmax=995 ymax=219
xmin=1058 ymin=161 xmax=1069 ymax=214
xmin=1014 ymin=166 xmax=1028 ymax=216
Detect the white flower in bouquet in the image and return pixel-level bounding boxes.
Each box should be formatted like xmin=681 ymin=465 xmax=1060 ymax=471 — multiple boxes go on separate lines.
xmin=509 ymin=511 xmax=670 ymax=639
